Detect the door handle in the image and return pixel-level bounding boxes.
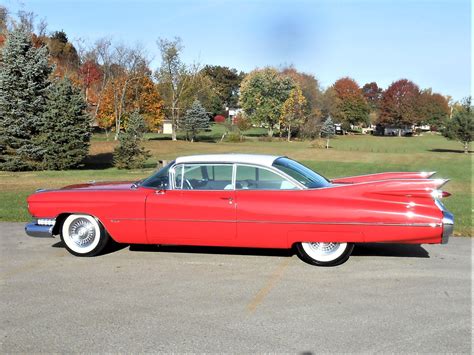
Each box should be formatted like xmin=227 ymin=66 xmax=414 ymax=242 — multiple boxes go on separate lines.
xmin=155 ymin=189 xmax=166 ymax=195
xmin=220 ymin=197 xmax=233 ymax=204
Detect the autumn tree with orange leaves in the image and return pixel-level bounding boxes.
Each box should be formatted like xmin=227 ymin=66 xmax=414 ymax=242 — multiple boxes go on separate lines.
xmin=378 ymin=79 xmax=420 ymax=130
xmin=332 ymin=77 xmax=369 ymax=127
xmin=98 ymin=72 xmax=164 ymax=137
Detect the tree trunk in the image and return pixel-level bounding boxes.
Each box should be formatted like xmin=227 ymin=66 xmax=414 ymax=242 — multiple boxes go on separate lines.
xmin=268 ymin=127 xmax=273 ymax=137
xmin=220 ymin=130 xmax=227 ymax=143
xmin=326 ymin=138 xmax=329 ymax=149
xmin=287 ymin=125 xmax=291 ymax=142
xmin=171 ymin=99 xmax=178 ymax=141
xmin=464 ymin=142 xmax=469 ymax=153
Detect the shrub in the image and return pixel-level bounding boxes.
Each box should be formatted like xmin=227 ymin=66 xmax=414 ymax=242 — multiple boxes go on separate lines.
xmin=310 ymin=139 xmax=326 ymax=149
xmin=214 ymin=115 xmax=226 ymax=123
xmin=226 ymin=132 xmax=242 ymax=142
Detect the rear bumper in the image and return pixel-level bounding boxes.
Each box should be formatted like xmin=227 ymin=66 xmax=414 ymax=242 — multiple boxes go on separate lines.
xmin=441 ymin=211 xmax=454 ymax=244
xmin=25 ymin=222 xmax=55 ymax=238
xmin=435 ymin=199 xmax=454 ymax=244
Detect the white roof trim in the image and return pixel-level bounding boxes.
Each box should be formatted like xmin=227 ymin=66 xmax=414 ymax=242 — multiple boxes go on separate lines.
xmin=175 ymin=154 xmax=281 ymax=167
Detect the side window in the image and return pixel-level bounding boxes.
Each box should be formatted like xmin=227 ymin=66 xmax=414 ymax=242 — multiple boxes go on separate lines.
xmin=235 ymin=165 xmax=298 ymax=190
xmin=173 ymin=164 xmax=233 ymax=190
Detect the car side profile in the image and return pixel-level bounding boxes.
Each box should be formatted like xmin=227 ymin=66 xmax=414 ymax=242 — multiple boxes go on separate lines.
xmin=25 ymin=154 xmax=454 ymax=266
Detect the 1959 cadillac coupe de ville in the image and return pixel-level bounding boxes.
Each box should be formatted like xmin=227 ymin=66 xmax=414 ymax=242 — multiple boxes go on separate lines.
xmin=25 ymin=154 xmax=454 ymax=266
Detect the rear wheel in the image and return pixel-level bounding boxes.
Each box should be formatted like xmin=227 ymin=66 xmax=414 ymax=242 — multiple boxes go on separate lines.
xmin=60 ymin=214 xmax=109 ymax=257
xmin=296 ymin=242 xmax=354 ymax=266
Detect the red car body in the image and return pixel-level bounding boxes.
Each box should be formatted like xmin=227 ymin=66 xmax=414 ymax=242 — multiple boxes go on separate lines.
xmin=25 ymin=154 xmax=454 ymax=263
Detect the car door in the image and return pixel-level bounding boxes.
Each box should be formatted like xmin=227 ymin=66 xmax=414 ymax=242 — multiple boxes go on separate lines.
xmin=146 ymin=163 xmax=236 ymax=245
xmin=234 ymin=164 xmax=300 ymax=248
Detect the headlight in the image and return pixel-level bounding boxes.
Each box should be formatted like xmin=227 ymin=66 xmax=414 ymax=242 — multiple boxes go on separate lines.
xmin=37 ymin=218 xmax=56 ymax=226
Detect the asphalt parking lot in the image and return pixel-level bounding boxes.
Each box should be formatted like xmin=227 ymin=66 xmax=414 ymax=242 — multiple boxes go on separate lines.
xmin=1 ymin=222 xmax=472 ymax=353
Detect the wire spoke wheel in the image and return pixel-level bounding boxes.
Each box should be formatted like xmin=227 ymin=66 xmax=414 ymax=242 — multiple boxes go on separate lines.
xmin=61 ymin=214 xmax=109 ymax=256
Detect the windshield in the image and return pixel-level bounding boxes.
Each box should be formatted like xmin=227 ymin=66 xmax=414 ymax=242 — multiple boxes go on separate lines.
xmin=141 ymin=160 xmax=175 ymax=189
xmin=272 ymin=157 xmax=330 ymax=189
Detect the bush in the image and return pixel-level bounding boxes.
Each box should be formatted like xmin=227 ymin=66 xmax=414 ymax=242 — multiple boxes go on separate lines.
xmin=226 ymin=132 xmax=242 ymax=142
xmin=214 ymin=115 xmax=226 ymax=123
xmin=310 ymin=139 xmax=326 ymax=149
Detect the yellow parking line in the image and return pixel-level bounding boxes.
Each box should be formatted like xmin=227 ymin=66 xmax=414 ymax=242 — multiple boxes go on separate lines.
xmin=247 ymin=258 xmax=291 ymax=314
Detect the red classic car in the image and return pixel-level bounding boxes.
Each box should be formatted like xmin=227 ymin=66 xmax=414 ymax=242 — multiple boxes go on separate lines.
xmin=25 ymin=154 xmax=454 ymax=266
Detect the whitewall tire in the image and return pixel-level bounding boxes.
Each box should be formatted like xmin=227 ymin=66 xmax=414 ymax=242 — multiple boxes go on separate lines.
xmin=61 ymin=214 xmax=109 ymax=257
xmin=296 ymin=242 xmax=354 ymax=266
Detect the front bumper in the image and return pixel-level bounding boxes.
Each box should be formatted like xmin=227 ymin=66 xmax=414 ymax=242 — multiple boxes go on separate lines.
xmin=25 ymin=222 xmax=55 ymax=238
xmin=441 ymin=211 xmax=454 ymax=244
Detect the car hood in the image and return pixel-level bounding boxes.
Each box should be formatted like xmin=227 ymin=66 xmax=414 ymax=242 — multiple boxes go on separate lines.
xmin=60 ymin=181 xmax=135 ymax=190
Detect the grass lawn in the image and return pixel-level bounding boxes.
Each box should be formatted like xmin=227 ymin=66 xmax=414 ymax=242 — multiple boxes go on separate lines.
xmin=1 ymin=129 xmax=471 ymax=236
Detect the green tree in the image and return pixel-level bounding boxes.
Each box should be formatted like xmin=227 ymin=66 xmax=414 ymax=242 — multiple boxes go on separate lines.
xmin=0 ymin=26 xmax=52 ymax=171
xmin=321 ymin=117 xmax=335 ymax=149
xmin=113 ymin=110 xmax=150 ymax=169
xmin=181 ymin=99 xmax=210 ymax=142
xmin=41 ymin=78 xmax=91 ymax=169
xmin=443 ymin=97 xmax=473 ymax=153
xmin=201 ymin=65 xmax=245 ymax=115
xmin=239 ymin=67 xmax=295 ymax=137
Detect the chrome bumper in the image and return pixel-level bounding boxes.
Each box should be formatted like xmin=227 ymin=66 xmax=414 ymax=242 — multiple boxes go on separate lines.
xmin=25 ymin=222 xmax=55 ymax=238
xmin=441 ymin=211 xmax=454 ymax=244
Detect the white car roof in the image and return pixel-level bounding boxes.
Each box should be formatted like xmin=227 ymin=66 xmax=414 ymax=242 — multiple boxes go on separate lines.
xmin=175 ymin=154 xmax=282 ymax=167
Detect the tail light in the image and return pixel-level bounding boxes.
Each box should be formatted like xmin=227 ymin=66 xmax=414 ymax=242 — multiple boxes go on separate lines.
xmin=431 ymin=190 xmax=451 ymax=199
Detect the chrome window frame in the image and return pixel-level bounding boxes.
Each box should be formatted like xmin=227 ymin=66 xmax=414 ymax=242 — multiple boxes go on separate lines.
xmin=234 ymin=163 xmax=303 ymax=190
xmin=170 ymin=163 xmax=235 ymax=190
xmin=168 ymin=162 xmax=304 ymax=191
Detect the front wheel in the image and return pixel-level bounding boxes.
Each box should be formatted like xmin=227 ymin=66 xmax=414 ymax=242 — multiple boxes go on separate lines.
xmin=295 ymin=242 xmax=354 ymax=266
xmin=60 ymin=214 xmax=110 ymax=257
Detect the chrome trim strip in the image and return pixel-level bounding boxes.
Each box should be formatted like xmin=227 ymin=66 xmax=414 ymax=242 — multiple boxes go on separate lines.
xmin=142 ymin=218 xmax=440 ymax=227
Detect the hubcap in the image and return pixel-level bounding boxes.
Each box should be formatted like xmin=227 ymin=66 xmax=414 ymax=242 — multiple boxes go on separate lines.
xmin=301 ymin=242 xmax=348 ymax=262
xmin=68 ymin=218 xmax=96 ymax=248
xmin=307 ymin=242 xmax=340 ymax=255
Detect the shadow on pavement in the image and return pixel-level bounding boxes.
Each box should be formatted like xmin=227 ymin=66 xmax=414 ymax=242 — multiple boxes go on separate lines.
xmin=51 ymin=240 xmax=129 ymax=255
xmin=129 ymin=243 xmax=429 ymax=258
xmin=129 ymin=244 xmax=295 ymax=257
xmin=51 ymin=240 xmax=429 ymax=258
xmin=353 ymin=243 xmax=429 ymax=258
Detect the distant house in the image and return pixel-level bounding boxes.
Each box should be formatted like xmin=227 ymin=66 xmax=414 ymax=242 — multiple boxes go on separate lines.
xmin=162 ymin=119 xmax=173 ymax=135
xmin=383 ymin=125 xmax=413 ymax=136
xmin=228 ymin=108 xmax=242 ymax=124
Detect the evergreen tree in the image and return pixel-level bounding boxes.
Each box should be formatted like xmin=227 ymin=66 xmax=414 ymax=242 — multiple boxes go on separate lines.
xmin=443 ymin=97 xmax=473 ymax=154
xmin=114 ymin=110 xmax=150 ymax=169
xmin=0 ymin=27 xmax=52 ymax=171
xmin=181 ymin=99 xmax=210 ymax=142
xmin=41 ymin=78 xmax=91 ymax=169
xmin=321 ymin=116 xmax=335 ymax=149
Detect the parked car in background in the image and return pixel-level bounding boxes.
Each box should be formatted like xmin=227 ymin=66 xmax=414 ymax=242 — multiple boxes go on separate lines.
xmin=25 ymin=154 xmax=454 ymax=266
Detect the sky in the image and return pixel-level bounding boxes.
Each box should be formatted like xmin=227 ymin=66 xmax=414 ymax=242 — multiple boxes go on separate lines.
xmin=4 ymin=0 xmax=472 ymax=100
